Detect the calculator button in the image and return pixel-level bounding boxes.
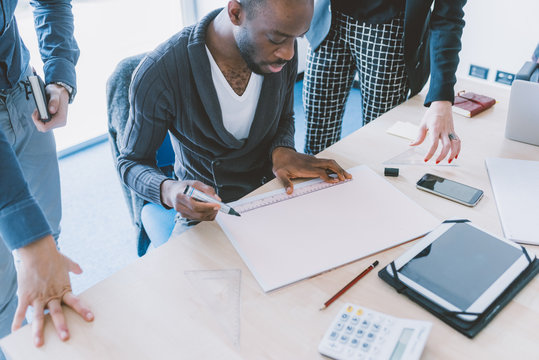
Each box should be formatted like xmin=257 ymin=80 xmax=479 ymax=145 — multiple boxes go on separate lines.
xmin=361 ymin=320 xmax=370 ymax=328
xmin=346 ymin=305 xmax=354 ymax=313
xmin=355 ymin=329 xmax=365 ymax=338
xmin=335 ymin=322 xmax=344 ymax=331
xmin=351 ymin=316 xmax=360 ymax=325
xmin=350 ymin=338 xmax=360 ymax=348
xmin=329 ymin=331 xmax=338 ymax=341
xmin=366 ymin=332 xmax=376 ymax=342
xmin=361 ymin=342 xmax=371 ymax=352
xmin=345 ymin=325 xmax=355 ymax=334
xmin=372 ymin=323 xmax=381 ymax=332
xmin=341 ymin=313 xmax=350 ymax=321
xmin=356 ymin=308 xmax=364 ymax=316
xmin=339 ymin=334 xmax=350 ymax=344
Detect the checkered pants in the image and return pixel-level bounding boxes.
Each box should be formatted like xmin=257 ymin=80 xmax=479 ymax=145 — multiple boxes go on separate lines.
xmin=303 ymin=11 xmax=409 ymax=154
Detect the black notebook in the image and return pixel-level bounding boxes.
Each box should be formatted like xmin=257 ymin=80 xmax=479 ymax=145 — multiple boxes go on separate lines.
xmin=27 ymin=73 xmax=50 ymax=122
xmin=378 ymin=219 xmax=538 ymax=338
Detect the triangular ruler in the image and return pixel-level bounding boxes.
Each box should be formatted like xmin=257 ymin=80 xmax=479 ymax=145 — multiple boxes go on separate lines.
xmin=184 ymin=269 xmax=241 ymax=347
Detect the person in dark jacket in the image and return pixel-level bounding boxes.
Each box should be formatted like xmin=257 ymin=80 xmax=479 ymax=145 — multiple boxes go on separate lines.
xmin=303 ymin=0 xmax=466 ymax=164
xmin=117 ymin=0 xmax=351 ymax=238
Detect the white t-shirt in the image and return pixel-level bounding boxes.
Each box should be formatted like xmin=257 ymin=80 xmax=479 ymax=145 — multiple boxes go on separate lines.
xmin=206 ymin=46 xmax=263 ymax=140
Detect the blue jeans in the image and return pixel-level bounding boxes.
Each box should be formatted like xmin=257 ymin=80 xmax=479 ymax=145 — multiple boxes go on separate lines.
xmin=141 ymin=203 xmax=199 ymax=248
xmin=0 ymin=71 xmax=61 ymax=358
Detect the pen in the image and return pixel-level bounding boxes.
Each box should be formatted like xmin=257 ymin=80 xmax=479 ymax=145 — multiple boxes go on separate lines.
xmin=183 ymin=185 xmax=241 ymax=217
xmin=320 ymin=260 xmax=379 ymax=310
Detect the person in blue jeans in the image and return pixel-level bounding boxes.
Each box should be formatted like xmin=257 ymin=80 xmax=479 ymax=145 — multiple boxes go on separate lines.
xmin=0 ymin=0 xmax=80 ymax=356
xmin=0 ymin=129 xmax=93 ymax=353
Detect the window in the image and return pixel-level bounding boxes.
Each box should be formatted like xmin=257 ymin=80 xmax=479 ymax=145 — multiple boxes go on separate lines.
xmin=15 ymin=0 xmax=183 ymax=150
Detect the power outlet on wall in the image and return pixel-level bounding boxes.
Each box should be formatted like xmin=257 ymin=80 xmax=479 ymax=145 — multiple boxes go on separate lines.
xmin=469 ymin=65 xmax=489 ymax=80
xmin=495 ymin=71 xmax=515 ymax=85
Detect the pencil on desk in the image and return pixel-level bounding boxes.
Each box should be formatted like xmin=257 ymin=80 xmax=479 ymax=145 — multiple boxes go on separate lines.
xmin=320 ymin=260 xmax=379 ymax=310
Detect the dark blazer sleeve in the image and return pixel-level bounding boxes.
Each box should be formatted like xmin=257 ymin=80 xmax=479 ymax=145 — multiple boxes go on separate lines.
xmin=116 ymin=55 xmax=172 ymax=206
xmin=269 ymin=46 xmax=298 ymax=157
xmin=425 ymin=0 xmax=466 ymax=106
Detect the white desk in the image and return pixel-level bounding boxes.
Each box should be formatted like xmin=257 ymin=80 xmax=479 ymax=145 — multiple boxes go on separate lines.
xmin=2 ymin=79 xmax=538 ymax=359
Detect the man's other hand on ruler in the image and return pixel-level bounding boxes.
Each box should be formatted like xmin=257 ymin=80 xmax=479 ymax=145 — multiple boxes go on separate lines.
xmin=271 ymin=147 xmax=352 ymax=194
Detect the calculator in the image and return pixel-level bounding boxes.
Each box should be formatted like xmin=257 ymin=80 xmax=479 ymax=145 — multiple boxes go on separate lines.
xmin=318 ymin=303 xmax=431 ymax=360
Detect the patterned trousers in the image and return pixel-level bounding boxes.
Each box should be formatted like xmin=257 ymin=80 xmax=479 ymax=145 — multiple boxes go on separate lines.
xmin=303 ymin=11 xmax=409 ymax=155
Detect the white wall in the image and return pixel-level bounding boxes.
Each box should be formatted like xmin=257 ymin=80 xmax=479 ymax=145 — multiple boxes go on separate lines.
xmin=457 ymin=0 xmax=539 ymax=84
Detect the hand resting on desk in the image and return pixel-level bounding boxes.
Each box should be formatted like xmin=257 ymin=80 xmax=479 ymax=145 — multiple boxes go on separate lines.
xmin=12 ymin=235 xmax=93 ymax=347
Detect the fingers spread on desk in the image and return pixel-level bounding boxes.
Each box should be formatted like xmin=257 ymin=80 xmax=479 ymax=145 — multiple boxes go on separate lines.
xmin=423 ymin=133 xmax=440 ymax=162
xmin=11 ymin=297 xmax=30 ymax=332
xmin=48 ymin=299 xmax=69 ymax=341
xmin=449 ymin=133 xmax=461 ymax=162
xmin=64 ymin=292 xmax=94 ymax=322
xmin=31 ymin=302 xmax=45 ymax=347
xmin=435 ymin=133 xmax=452 ymax=164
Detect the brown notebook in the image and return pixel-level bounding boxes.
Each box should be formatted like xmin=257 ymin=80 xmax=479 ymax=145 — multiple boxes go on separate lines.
xmin=453 ymin=91 xmax=496 ymax=117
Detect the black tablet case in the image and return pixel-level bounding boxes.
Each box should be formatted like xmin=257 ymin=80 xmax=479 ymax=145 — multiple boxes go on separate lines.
xmin=378 ymin=220 xmax=539 ymax=338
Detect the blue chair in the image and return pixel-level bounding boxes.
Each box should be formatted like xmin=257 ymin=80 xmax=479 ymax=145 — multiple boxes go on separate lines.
xmin=141 ymin=133 xmax=177 ymax=248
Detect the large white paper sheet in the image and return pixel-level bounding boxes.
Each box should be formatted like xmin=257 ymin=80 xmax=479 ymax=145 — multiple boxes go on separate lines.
xmin=485 ymin=158 xmax=539 ymax=245
xmin=217 ymin=165 xmax=440 ymax=292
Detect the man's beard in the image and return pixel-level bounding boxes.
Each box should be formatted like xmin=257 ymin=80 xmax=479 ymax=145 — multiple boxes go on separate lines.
xmin=235 ymin=29 xmax=288 ymax=75
xmin=236 ymin=30 xmax=266 ymax=75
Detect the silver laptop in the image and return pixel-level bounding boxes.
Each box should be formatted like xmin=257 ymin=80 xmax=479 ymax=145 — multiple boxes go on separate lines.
xmin=505 ymin=80 xmax=539 ymax=146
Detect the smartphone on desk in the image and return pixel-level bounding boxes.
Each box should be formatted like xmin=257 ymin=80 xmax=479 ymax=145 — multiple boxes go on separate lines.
xmin=416 ymin=173 xmax=483 ymax=207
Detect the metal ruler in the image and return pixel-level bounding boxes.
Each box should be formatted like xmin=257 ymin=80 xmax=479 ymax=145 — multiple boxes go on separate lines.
xmin=233 ymin=178 xmax=351 ymax=214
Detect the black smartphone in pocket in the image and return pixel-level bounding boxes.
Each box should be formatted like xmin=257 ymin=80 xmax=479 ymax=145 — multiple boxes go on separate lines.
xmin=416 ymin=173 xmax=483 ymax=207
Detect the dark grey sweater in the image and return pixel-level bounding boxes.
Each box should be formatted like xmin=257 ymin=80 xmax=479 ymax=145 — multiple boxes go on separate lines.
xmin=117 ymin=9 xmax=297 ymax=204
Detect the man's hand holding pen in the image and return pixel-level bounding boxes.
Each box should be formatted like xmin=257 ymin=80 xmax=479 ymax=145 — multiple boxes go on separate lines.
xmin=160 ymin=179 xmax=221 ymax=221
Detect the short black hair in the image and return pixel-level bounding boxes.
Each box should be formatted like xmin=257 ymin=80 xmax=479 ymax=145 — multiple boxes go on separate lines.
xmin=241 ymin=0 xmax=266 ymax=20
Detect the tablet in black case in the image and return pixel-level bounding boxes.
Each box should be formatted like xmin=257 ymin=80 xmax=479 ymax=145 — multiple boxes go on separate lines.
xmin=378 ymin=219 xmax=539 ymax=338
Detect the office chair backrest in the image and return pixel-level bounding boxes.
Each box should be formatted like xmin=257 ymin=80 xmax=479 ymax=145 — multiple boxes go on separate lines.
xmin=107 ymin=53 xmax=174 ymax=256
